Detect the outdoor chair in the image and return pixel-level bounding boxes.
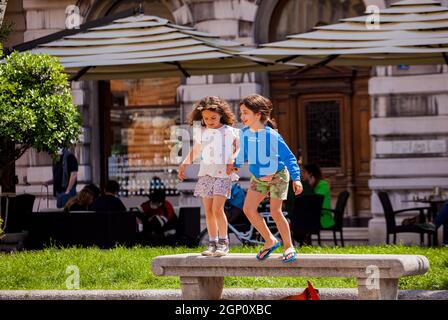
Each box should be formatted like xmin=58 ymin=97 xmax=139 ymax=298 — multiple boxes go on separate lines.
xmin=321 ymin=191 xmax=350 ymax=246
xmin=377 ymin=191 xmax=437 ymax=246
xmin=1 ymin=193 xmax=35 ymax=233
xmin=291 ymin=194 xmax=324 ymax=246
xmin=176 ymin=207 xmax=201 ymax=247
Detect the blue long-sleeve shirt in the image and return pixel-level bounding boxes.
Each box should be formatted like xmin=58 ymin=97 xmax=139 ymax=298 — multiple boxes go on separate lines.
xmin=234 ymin=126 xmax=301 ymax=181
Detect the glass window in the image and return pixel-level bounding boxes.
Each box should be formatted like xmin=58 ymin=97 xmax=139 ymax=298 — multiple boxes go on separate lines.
xmin=306 ymin=100 xmax=341 ymax=167
xmin=98 ymin=1 xmax=183 ymax=197
xmin=108 ymin=78 xmax=181 ymax=197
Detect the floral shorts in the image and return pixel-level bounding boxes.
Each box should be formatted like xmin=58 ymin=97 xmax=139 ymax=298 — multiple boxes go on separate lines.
xmin=249 ymin=167 xmax=290 ymax=200
xmin=194 ymin=175 xmax=232 ymax=198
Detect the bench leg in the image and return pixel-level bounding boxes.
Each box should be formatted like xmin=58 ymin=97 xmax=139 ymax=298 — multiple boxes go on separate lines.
xmin=357 ymin=278 xmax=399 ymax=300
xmin=180 ymin=276 xmax=224 ymax=300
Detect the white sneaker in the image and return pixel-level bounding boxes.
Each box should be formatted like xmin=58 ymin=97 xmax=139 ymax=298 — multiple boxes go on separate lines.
xmin=201 ymin=241 xmax=217 ymax=256
xmin=214 ymin=239 xmax=229 ymax=257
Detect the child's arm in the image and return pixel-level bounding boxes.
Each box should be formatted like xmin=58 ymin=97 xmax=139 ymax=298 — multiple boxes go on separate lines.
xmin=233 ymin=129 xmax=246 ymax=169
xmin=178 ymin=143 xmax=202 ymax=180
xmin=277 ymin=134 xmax=303 ymax=195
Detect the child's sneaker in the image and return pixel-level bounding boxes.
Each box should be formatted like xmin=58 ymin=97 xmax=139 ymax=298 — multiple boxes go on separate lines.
xmin=214 ymin=239 xmax=230 ymax=257
xmin=201 ymin=241 xmax=217 ymax=256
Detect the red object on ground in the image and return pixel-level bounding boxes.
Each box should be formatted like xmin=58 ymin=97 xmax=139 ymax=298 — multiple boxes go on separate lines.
xmin=281 ymin=281 xmax=320 ymax=300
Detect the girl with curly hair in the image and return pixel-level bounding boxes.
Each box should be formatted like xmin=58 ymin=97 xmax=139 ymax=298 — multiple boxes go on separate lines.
xmin=178 ymin=96 xmax=239 ymax=256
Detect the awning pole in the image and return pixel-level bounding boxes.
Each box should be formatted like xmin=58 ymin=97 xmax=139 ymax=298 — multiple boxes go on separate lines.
xmin=289 ymin=54 xmax=339 ymax=76
xmin=69 ymin=66 xmax=92 ymax=82
xmin=166 ymin=62 xmax=190 ymax=78
xmin=442 ymin=52 xmax=448 ymax=65
xmin=276 ymin=55 xmax=301 ymax=63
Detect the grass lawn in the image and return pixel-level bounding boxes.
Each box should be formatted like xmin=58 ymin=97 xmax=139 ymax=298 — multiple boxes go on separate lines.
xmin=0 ymin=245 xmax=447 ymax=290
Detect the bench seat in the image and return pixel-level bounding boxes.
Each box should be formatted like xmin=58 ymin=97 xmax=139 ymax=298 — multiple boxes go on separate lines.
xmin=152 ymin=253 xmax=429 ymax=300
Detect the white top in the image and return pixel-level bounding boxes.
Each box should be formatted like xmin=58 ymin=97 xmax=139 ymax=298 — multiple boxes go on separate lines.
xmin=193 ymin=125 xmax=239 ymax=179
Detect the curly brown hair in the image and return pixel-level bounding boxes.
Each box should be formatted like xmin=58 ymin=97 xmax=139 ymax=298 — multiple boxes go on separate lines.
xmin=240 ymin=94 xmax=277 ymax=129
xmin=187 ymin=96 xmax=236 ymax=126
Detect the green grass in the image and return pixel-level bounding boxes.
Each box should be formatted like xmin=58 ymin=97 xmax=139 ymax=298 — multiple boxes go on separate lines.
xmin=0 ymin=245 xmax=447 ymax=290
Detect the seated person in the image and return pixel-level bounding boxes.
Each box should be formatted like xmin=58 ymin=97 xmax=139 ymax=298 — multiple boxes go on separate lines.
xmin=303 ymin=163 xmax=334 ymax=229
xmin=64 ymin=188 xmax=95 ymax=211
xmin=84 ymin=183 xmax=101 ymax=205
xmin=421 ymin=200 xmax=448 ymax=244
xmin=136 ymin=188 xmax=177 ymax=244
xmin=91 ymin=180 xmax=127 ymax=212
xmin=285 ymin=162 xmax=314 ymax=216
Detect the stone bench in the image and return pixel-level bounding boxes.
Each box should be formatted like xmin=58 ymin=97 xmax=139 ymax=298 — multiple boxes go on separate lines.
xmin=151 ymin=253 xmax=429 ymax=300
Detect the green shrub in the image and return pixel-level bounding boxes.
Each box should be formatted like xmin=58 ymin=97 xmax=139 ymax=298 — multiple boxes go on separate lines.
xmin=0 ymin=51 xmax=81 ymax=169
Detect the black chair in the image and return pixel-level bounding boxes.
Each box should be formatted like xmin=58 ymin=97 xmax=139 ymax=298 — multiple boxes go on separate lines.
xmin=1 ymin=194 xmax=35 ymax=233
xmin=291 ymin=194 xmax=324 ymax=246
xmin=377 ymin=191 xmax=437 ymax=246
xmin=176 ymin=207 xmax=201 ymax=247
xmin=321 ymin=191 xmax=350 ymax=247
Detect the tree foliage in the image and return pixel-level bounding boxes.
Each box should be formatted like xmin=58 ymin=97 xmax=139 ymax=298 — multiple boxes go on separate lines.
xmin=0 ymin=51 xmax=82 ymax=170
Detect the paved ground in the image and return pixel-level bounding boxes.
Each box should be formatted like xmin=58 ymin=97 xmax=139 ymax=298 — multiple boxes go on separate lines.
xmin=0 ymin=288 xmax=447 ymax=300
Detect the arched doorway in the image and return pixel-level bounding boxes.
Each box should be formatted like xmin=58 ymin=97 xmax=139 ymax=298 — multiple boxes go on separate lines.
xmin=257 ymin=0 xmax=372 ymax=218
xmin=86 ymin=0 xmax=182 ymax=196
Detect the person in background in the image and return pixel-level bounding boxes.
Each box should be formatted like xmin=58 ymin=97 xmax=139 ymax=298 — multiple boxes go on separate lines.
xmin=302 ymin=163 xmax=334 ymax=229
xmin=91 ymin=180 xmax=127 ymax=212
xmin=64 ymin=187 xmax=95 ymax=211
xmin=284 ymin=162 xmax=315 ymax=218
xmin=136 ymin=188 xmax=177 ymax=245
xmin=84 ymin=183 xmax=101 ymax=203
xmin=44 ymin=148 xmax=78 ymax=208
xmin=420 ymin=200 xmax=448 ymax=244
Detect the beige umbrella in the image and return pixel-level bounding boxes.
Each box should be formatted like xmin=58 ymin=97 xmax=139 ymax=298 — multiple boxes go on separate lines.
xmin=242 ymin=0 xmax=448 ymax=67
xmin=18 ymin=11 xmax=293 ymax=80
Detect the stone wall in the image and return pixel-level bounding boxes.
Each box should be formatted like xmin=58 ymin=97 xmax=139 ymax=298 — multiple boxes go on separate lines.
xmin=368 ymin=65 xmax=448 ymax=244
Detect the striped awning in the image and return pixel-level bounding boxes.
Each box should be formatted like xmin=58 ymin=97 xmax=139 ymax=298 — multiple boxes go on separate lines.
xmin=25 ymin=14 xmax=294 ymax=80
xmin=242 ymin=0 xmax=448 ymax=67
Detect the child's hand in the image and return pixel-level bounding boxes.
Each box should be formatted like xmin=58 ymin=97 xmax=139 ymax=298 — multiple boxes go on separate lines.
xmin=259 ymin=174 xmax=274 ymax=182
xmin=293 ymin=180 xmax=303 ymax=195
xmin=178 ymin=164 xmax=187 ymax=181
xmin=226 ymin=164 xmax=234 ymax=175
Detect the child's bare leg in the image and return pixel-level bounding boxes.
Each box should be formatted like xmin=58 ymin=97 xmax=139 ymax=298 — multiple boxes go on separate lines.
xmin=212 ymin=195 xmax=228 ymax=238
xmin=243 ymin=190 xmax=277 ymax=248
xmin=203 ymin=197 xmax=218 ymax=238
xmin=269 ymin=198 xmax=293 ymax=250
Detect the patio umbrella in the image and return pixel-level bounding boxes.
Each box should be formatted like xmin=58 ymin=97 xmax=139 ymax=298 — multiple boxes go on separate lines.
xmin=13 ymin=9 xmax=293 ymax=80
xmin=242 ymin=0 xmax=448 ymax=67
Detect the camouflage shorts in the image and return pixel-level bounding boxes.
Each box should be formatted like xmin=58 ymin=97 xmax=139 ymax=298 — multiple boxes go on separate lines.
xmin=249 ymin=167 xmax=290 ymax=200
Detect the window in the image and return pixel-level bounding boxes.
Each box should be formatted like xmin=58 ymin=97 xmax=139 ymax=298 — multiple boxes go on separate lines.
xmin=108 ymin=79 xmax=181 ymax=197
xmin=305 ymin=100 xmax=341 ymax=167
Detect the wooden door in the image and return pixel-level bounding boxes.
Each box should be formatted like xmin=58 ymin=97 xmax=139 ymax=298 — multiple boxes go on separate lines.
xmin=352 ymin=78 xmax=372 ymax=217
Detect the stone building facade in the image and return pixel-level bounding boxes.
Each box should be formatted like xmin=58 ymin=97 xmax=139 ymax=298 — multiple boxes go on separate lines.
xmin=3 ymin=0 xmax=448 ymax=244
